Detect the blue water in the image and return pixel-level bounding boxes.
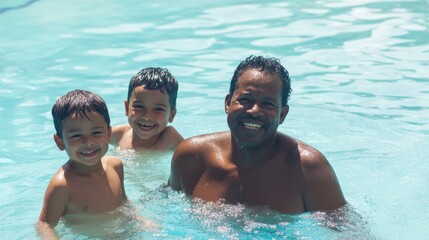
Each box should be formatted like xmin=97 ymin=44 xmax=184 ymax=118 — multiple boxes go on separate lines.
xmin=1 ymin=0 xmax=428 ymax=239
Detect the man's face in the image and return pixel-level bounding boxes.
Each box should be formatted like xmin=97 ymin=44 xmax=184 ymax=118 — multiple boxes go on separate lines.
xmin=125 ymin=86 xmax=176 ymax=141
xmin=225 ymin=68 xmax=288 ymax=148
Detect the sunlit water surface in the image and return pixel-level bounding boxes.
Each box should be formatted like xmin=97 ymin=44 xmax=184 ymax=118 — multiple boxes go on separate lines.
xmin=0 ymin=0 xmax=428 ymax=239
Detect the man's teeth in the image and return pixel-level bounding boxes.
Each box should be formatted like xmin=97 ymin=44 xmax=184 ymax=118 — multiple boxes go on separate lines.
xmin=242 ymin=122 xmax=262 ymax=129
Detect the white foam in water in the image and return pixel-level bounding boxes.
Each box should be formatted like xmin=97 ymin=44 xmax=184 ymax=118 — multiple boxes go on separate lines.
xmin=83 ymin=23 xmax=154 ymax=34
xmin=0 ymin=158 xmax=13 ymax=163
xmin=87 ymin=48 xmax=136 ymax=57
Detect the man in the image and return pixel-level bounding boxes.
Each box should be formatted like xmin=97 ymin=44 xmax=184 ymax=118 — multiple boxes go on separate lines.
xmin=169 ymin=55 xmax=345 ymax=214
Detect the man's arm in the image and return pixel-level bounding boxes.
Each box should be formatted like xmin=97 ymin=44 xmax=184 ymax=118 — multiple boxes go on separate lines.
xmin=301 ymin=146 xmax=346 ymax=211
xmin=168 ymin=138 xmax=205 ymax=195
xmin=37 ymin=174 xmax=68 ymax=239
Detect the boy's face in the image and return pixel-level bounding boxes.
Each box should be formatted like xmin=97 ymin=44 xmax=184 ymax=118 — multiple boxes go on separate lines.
xmin=54 ymin=111 xmax=111 ymax=166
xmin=125 ymin=86 xmax=176 ymax=141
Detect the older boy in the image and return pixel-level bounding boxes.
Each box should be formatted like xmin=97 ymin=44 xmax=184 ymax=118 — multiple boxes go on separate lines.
xmin=37 ymin=90 xmax=127 ymax=239
xmin=111 ymin=67 xmax=183 ymax=151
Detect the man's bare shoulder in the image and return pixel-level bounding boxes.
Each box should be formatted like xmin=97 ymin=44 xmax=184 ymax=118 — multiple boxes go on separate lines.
xmin=289 ymin=137 xmax=346 ymax=211
xmin=292 ymin=139 xmax=336 ymax=183
xmin=176 ymin=131 xmax=230 ymax=154
xmin=276 ymin=133 xmax=328 ymax=171
xmin=172 ymin=131 xmax=230 ymax=170
xmin=170 ymin=132 xmax=230 ymax=192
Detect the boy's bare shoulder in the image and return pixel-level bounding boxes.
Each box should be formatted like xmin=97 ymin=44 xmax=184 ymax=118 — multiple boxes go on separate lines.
xmin=111 ymin=124 xmax=131 ymax=145
xmin=161 ymin=126 xmax=184 ymax=146
xmin=50 ymin=167 xmax=68 ymax=186
xmin=112 ymin=124 xmax=131 ymax=134
xmin=44 ymin=166 xmax=69 ymax=197
xmin=163 ymin=126 xmax=182 ymax=137
xmin=102 ymin=155 xmax=123 ymax=167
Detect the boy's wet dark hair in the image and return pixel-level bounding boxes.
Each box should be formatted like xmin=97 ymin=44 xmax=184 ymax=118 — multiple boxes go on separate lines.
xmin=229 ymin=55 xmax=292 ymax=106
xmin=52 ymin=89 xmax=110 ymax=138
xmin=127 ymin=67 xmax=178 ymax=109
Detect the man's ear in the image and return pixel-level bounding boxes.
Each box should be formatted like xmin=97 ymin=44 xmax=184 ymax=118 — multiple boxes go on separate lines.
xmin=279 ymin=105 xmax=289 ymax=124
xmin=53 ymin=134 xmax=65 ymax=151
xmin=124 ymin=100 xmax=129 ymax=116
xmin=168 ymin=108 xmax=177 ymax=123
xmin=225 ymin=94 xmax=232 ymax=114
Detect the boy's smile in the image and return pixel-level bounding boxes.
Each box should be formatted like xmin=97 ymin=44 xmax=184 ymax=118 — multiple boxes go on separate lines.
xmin=136 ymin=122 xmax=158 ymax=131
xmin=79 ymin=147 xmax=99 ymax=158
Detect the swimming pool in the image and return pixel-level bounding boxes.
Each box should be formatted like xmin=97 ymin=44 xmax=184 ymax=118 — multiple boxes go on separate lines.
xmin=0 ymin=0 xmax=428 ymax=239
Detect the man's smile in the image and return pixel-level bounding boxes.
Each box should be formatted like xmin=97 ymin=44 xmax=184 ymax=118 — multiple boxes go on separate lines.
xmin=241 ymin=122 xmax=262 ymax=129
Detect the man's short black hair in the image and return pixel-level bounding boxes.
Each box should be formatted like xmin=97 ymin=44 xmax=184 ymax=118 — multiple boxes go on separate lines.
xmin=229 ymin=55 xmax=292 ymax=106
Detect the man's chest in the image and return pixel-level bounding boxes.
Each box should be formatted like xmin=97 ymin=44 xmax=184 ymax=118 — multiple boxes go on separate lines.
xmin=195 ymin=166 xmax=306 ymax=213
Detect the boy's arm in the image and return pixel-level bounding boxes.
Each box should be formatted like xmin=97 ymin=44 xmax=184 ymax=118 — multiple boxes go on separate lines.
xmin=109 ymin=156 xmax=128 ymax=202
xmin=36 ymin=221 xmax=58 ymax=240
xmin=110 ymin=124 xmax=128 ymax=146
xmin=37 ymin=175 xmax=68 ymax=239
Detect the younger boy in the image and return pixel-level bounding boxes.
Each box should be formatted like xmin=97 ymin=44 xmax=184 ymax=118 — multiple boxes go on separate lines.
xmin=37 ymin=90 xmax=127 ymax=239
xmin=111 ymin=67 xmax=183 ymax=151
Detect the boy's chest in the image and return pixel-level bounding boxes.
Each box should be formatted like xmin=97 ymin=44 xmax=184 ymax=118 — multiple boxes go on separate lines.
xmin=65 ymin=174 xmax=123 ymax=214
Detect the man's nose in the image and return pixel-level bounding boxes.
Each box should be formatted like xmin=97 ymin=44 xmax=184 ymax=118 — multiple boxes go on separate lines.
xmin=247 ymin=103 xmax=263 ymax=116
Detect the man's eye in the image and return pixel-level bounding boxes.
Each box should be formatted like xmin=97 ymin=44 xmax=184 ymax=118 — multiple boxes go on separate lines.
xmin=156 ymin=108 xmax=166 ymax=112
xmin=264 ymin=102 xmax=277 ymax=108
xmin=133 ymin=105 xmax=143 ymax=109
xmin=238 ymin=98 xmax=250 ymax=103
xmin=70 ymin=134 xmax=81 ymax=139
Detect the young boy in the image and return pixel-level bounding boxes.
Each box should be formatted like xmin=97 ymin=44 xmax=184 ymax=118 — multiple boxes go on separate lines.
xmin=111 ymin=67 xmax=183 ymax=151
xmin=37 ymin=90 xmax=127 ymax=238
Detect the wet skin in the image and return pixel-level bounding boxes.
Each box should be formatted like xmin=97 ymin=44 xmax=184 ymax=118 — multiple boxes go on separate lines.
xmin=170 ymin=69 xmax=345 ymax=213
xmin=40 ymin=112 xmax=126 ymax=226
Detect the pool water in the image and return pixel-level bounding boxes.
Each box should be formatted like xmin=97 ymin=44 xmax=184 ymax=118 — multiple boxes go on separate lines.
xmin=0 ymin=0 xmax=428 ymax=239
